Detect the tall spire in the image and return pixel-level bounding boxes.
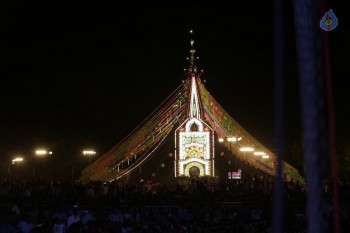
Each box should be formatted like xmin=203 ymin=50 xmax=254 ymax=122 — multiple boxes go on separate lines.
xmin=187 ymin=30 xmax=201 ymax=120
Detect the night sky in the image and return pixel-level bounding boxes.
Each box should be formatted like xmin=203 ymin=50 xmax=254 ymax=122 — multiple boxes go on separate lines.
xmin=0 ymin=2 xmax=349 ymax=180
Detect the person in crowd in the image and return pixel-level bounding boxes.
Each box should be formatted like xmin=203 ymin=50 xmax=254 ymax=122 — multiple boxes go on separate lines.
xmin=67 ymin=206 xmax=80 ymax=229
xmin=16 ymin=212 xmax=33 ymax=233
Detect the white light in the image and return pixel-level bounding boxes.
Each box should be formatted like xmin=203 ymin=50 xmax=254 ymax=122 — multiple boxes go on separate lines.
xmin=254 ymin=151 xmax=266 ymax=156
xmin=12 ymin=157 xmax=24 ymax=164
xmin=227 ymin=137 xmax=237 ymax=142
xmin=218 ymin=138 xmax=224 ymax=142
xmin=35 ymin=150 xmax=47 ymax=155
xmin=237 ymin=137 xmax=242 ymax=141
xmin=83 ymin=150 xmax=96 ymax=155
xmin=262 ymin=155 xmax=270 ymax=159
xmin=189 ymin=29 xmax=193 ymax=34
xmin=240 ymin=147 xmax=255 ymax=152
xmin=12 ymin=158 xmax=23 ymax=162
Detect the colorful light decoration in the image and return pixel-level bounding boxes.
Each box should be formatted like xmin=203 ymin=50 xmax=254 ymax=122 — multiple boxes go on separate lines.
xmin=199 ymin=81 xmax=305 ymax=184
xmin=78 ymin=37 xmax=305 ymax=185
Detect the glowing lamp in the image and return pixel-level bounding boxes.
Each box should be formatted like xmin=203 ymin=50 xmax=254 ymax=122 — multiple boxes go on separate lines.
xmin=83 ymin=150 xmax=96 ymax=156
xmin=254 ymin=151 xmax=266 ymax=156
xmin=240 ymin=147 xmax=255 ymax=152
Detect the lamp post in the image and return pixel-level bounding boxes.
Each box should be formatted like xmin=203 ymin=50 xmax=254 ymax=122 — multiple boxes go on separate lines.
xmin=35 ymin=149 xmax=53 ymax=179
xmin=218 ymin=136 xmax=242 ymax=154
xmin=253 ymin=151 xmax=267 ymax=173
xmin=219 ymin=136 xmax=242 ymax=173
xmin=83 ymin=150 xmax=96 ymax=180
xmin=262 ymin=155 xmax=270 ymax=174
xmin=239 ymin=147 xmax=255 ymax=177
xmin=12 ymin=157 xmax=24 ymax=180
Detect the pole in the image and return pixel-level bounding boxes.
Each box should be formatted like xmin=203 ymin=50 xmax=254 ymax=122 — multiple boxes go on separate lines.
xmin=8 ymin=163 xmax=11 ymax=181
xmin=88 ymin=157 xmax=91 ymax=181
xmin=17 ymin=164 xmax=20 ymax=181
xmin=293 ymin=0 xmax=328 ymax=232
xmin=71 ymin=162 xmax=75 ymax=181
xmin=273 ymin=0 xmax=285 ymax=232
xmin=43 ymin=158 xmax=46 ymax=179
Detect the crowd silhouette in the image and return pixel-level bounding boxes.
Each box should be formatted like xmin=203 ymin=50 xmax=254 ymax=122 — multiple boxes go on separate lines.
xmin=0 ymin=175 xmax=349 ymax=232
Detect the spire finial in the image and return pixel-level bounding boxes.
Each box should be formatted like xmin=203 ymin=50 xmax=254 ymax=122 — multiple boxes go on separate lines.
xmin=189 ymin=29 xmax=196 ymax=65
xmin=184 ymin=29 xmax=202 ymax=76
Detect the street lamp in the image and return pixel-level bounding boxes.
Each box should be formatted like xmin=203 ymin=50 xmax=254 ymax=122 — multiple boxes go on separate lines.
xmin=12 ymin=157 xmax=24 ymax=164
xmin=218 ymin=136 xmax=242 ymax=150
xmin=35 ymin=150 xmax=53 ymax=156
xmin=83 ymin=150 xmax=96 ymax=180
xmin=262 ymin=155 xmax=270 ymax=174
xmin=239 ymin=147 xmax=255 ymax=176
xmin=12 ymin=157 xmax=24 ymax=180
xmin=219 ymin=136 xmax=242 ymax=171
xmin=35 ymin=149 xmax=53 ymax=179
xmin=253 ymin=151 xmax=266 ymax=172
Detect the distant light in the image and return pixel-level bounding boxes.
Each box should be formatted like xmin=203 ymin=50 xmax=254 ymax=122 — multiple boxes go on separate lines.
xmin=83 ymin=150 xmax=96 ymax=155
xmin=218 ymin=138 xmax=224 ymax=143
xmin=254 ymin=151 xmax=266 ymax=156
xmin=12 ymin=157 xmax=23 ymax=164
xmin=237 ymin=137 xmax=242 ymax=141
xmin=227 ymin=137 xmax=237 ymax=142
xmin=262 ymin=155 xmax=270 ymax=159
xmin=240 ymin=147 xmax=255 ymax=152
xmin=189 ymin=29 xmax=193 ymax=34
xmin=36 ymin=150 xmax=47 ymax=155
xmin=35 ymin=149 xmax=52 ymax=157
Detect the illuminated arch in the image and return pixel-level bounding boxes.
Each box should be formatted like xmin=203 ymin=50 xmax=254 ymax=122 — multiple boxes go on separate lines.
xmin=185 ymin=118 xmax=204 ymax=132
xmin=184 ymin=162 xmax=205 ymax=176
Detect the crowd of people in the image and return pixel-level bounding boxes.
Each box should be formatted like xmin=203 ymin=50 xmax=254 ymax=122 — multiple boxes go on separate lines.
xmin=0 ymin=175 xmax=349 ymax=232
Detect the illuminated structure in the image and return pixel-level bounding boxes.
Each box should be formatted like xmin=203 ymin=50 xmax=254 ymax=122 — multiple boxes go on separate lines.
xmin=79 ymin=33 xmax=305 ymax=185
xmin=175 ymin=40 xmax=214 ymax=177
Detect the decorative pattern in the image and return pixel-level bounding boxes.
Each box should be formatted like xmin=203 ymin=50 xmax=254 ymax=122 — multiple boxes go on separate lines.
xmin=198 ymin=82 xmax=305 ymax=184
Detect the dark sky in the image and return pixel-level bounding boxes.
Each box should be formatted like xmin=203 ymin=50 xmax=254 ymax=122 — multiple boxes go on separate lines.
xmin=0 ymin=2 xmax=349 ymax=179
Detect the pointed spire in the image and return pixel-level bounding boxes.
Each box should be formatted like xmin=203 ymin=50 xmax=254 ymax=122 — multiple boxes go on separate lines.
xmin=186 ymin=29 xmax=201 ymax=120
